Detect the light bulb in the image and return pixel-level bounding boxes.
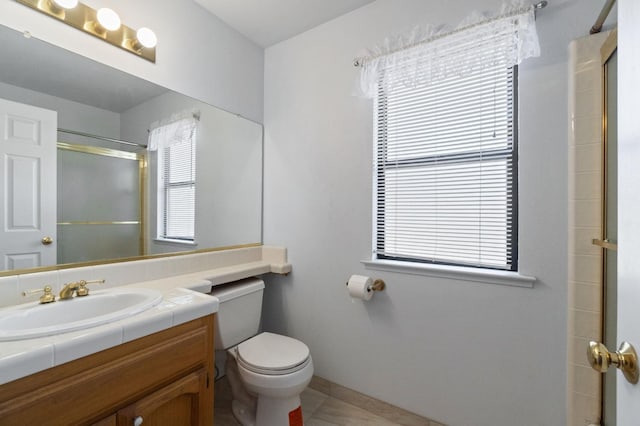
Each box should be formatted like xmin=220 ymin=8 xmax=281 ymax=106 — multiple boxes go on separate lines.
xmin=136 ymin=27 xmax=157 ymax=48
xmin=52 ymin=0 xmax=78 ymax=8
xmin=96 ymin=8 xmax=121 ymax=31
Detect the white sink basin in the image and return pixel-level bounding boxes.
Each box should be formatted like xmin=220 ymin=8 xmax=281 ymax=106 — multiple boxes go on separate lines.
xmin=0 ymin=288 xmax=163 ymax=341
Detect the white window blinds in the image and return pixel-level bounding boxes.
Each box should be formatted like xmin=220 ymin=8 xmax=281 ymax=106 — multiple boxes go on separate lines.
xmin=149 ymin=113 xmax=198 ymax=242
xmin=375 ymin=64 xmax=517 ymax=270
xmin=367 ymin=3 xmax=539 ymax=271
xmin=159 ymin=137 xmax=196 ymax=240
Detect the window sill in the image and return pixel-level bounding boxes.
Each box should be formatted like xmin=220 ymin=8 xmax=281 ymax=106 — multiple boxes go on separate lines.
xmin=154 ymin=238 xmax=198 ymax=246
xmin=361 ymin=259 xmax=536 ymax=288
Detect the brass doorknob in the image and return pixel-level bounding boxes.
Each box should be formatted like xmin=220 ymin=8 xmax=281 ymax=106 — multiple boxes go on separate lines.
xmin=588 ymin=341 xmax=639 ymax=384
xmin=41 ymin=236 xmax=53 ymax=245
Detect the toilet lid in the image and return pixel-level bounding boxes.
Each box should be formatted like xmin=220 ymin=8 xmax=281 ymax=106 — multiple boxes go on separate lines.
xmin=237 ymin=332 xmax=310 ymax=374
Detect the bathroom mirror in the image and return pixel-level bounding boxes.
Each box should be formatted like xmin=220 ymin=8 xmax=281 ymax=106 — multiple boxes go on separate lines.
xmin=0 ymin=24 xmax=262 ymax=275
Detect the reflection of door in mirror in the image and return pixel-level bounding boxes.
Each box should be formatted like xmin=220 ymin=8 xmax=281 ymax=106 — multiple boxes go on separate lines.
xmin=0 ymin=98 xmax=57 ymax=270
xmin=601 ymin=46 xmax=617 ymax=426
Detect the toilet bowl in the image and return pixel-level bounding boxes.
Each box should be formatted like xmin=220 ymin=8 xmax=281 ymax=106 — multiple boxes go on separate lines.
xmin=209 ymin=279 xmax=313 ymax=426
xmin=230 ymin=332 xmax=313 ymax=426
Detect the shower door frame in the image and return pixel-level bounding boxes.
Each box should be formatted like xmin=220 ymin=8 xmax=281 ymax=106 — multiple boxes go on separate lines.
xmin=56 ymin=142 xmax=147 ymax=259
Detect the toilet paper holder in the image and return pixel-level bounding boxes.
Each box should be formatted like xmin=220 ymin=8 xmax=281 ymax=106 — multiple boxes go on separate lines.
xmin=345 ymin=278 xmax=386 ymax=293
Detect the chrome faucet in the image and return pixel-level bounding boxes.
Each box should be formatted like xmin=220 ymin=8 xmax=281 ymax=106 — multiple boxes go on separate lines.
xmin=59 ymin=279 xmax=105 ymax=300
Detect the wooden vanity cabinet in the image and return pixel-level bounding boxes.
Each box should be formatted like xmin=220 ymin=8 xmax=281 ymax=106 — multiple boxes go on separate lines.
xmin=115 ymin=368 xmax=207 ymax=425
xmin=0 ymin=314 xmax=215 ymax=426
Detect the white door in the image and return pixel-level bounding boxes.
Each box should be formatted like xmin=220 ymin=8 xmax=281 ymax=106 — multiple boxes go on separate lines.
xmin=0 ymin=98 xmax=57 ymax=270
xmin=616 ymin=0 xmax=640 ymax=423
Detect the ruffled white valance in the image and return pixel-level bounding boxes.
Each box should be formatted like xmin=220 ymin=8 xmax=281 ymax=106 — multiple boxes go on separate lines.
xmin=147 ymin=109 xmax=199 ymax=151
xmin=356 ymin=0 xmax=540 ymax=98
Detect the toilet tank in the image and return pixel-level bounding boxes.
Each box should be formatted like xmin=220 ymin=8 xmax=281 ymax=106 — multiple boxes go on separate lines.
xmin=208 ymin=277 xmax=265 ymax=350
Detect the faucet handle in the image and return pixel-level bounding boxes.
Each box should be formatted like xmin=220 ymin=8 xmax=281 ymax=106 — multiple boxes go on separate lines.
xmin=22 ymin=285 xmax=56 ymax=304
xmin=76 ymin=279 xmax=106 ymax=297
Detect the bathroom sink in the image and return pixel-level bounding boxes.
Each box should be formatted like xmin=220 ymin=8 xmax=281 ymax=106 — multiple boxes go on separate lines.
xmin=0 ymin=288 xmax=163 ymax=341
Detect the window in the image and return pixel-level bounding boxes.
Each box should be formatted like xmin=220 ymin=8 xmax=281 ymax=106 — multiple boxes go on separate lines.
xmin=374 ymin=62 xmax=517 ymax=271
xmin=148 ymin=113 xmax=198 ymax=243
xmin=158 ymin=136 xmax=196 ymax=241
xmin=360 ymin=5 xmax=539 ymax=274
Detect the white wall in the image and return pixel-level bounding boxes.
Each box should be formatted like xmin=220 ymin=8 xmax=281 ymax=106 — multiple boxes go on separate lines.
xmin=262 ymin=1 xmax=614 ymax=425
xmin=0 ymin=0 xmax=264 ymax=123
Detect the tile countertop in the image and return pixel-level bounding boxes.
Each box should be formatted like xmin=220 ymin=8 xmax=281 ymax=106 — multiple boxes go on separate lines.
xmin=0 ymin=285 xmax=218 ymax=386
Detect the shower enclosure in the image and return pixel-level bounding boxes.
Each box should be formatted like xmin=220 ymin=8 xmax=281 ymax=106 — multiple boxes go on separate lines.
xmin=56 ymin=130 xmax=146 ymax=265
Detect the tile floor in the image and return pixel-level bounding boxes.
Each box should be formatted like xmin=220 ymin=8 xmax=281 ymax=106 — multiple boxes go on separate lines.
xmin=214 ymin=377 xmax=438 ymax=425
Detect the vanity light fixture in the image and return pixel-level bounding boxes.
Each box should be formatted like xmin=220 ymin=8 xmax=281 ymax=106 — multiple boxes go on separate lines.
xmin=51 ymin=0 xmax=78 ymax=9
xmin=39 ymin=0 xmax=77 ymax=18
xmin=136 ymin=27 xmax=157 ymax=49
xmin=96 ymin=8 xmax=121 ymax=31
xmin=124 ymin=27 xmax=158 ymax=53
xmin=15 ymin=0 xmax=157 ymax=63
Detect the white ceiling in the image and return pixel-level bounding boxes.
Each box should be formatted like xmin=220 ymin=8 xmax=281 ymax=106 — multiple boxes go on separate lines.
xmin=193 ymin=0 xmax=375 ymax=47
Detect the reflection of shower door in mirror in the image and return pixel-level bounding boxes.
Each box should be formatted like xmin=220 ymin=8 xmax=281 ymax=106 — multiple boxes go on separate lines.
xmin=601 ymin=46 xmax=617 ymax=426
xmin=0 ymin=98 xmax=57 ymax=270
xmin=57 ymin=144 xmax=145 ymax=265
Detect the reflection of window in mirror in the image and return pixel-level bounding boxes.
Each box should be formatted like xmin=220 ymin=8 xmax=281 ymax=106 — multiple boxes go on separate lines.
xmin=148 ymin=113 xmax=199 ymax=243
xmin=158 ymin=134 xmax=196 ymax=242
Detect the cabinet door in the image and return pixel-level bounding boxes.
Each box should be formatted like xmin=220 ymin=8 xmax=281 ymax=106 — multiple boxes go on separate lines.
xmin=117 ymin=369 xmax=209 ymax=426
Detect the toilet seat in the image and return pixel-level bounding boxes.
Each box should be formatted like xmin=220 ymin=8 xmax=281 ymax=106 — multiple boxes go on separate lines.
xmin=237 ymin=332 xmax=310 ymax=376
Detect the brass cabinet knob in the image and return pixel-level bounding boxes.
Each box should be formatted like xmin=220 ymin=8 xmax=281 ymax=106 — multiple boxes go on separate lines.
xmin=41 ymin=236 xmax=53 ymax=245
xmin=588 ymin=341 xmax=639 ymax=384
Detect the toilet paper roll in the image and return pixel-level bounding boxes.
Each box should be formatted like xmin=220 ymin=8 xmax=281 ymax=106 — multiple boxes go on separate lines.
xmin=347 ymin=275 xmax=374 ymax=301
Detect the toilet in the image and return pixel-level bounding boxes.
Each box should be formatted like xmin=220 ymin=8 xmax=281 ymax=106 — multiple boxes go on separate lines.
xmin=210 ymin=278 xmax=313 ymax=426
